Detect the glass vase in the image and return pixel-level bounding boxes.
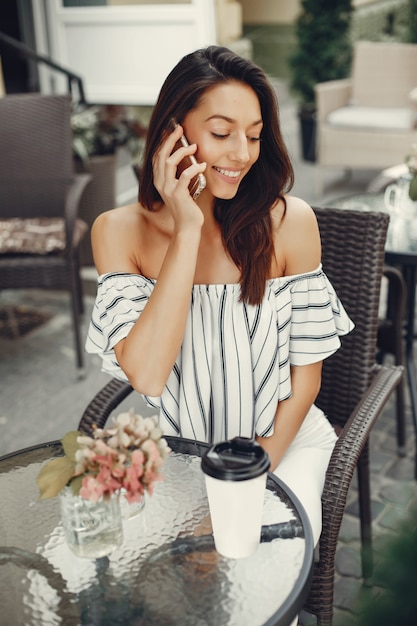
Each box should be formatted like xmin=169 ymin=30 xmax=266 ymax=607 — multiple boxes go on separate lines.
xmin=119 ymin=489 xmax=145 ymax=520
xmin=60 ymin=487 xmax=123 ymax=559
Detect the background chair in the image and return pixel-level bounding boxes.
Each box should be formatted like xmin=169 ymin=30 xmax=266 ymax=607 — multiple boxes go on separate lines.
xmin=77 ymin=207 xmax=402 ymax=626
xmin=315 ymin=40 xmax=417 ymax=195
xmin=0 ymin=93 xmax=91 ymax=374
xmin=377 ymin=265 xmax=407 ymax=456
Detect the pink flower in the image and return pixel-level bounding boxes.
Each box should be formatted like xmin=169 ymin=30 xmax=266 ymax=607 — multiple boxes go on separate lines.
xmin=79 ymin=475 xmax=106 ymax=502
xmin=96 ymin=466 xmax=122 ymax=495
xmin=124 ymin=489 xmax=144 ymax=504
xmin=123 ymin=466 xmax=144 ymax=501
xmin=59 ymin=410 xmax=171 ymax=503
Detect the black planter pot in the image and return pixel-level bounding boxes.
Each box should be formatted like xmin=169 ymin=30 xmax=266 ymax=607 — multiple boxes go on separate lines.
xmin=298 ymin=109 xmax=316 ymax=163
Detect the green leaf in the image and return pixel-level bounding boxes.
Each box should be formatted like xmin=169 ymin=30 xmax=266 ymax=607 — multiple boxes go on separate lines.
xmin=409 ymin=176 xmax=417 ymax=202
xmin=61 ymin=431 xmax=82 ymax=462
xmin=37 ymin=456 xmax=76 ymax=500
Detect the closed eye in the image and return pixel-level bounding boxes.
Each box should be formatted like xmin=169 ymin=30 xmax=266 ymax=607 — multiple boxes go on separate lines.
xmin=211 ymin=132 xmax=262 ymax=143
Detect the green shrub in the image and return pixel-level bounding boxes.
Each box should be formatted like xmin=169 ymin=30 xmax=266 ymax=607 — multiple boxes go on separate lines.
xmin=288 ymin=0 xmax=353 ymax=111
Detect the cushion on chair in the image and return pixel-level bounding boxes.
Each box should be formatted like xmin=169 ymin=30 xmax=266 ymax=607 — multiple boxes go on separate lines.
xmin=327 ymin=106 xmax=413 ymax=131
xmin=0 ymin=218 xmax=88 ymax=255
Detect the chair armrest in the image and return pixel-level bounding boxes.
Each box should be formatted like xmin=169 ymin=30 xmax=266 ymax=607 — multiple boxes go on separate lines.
xmin=314 ymin=78 xmax=352 ymax=121
xmin=78 ymin=378 xmax=134 ymax=435
xmin=64 ymin=173 xmax=92 ymax=251
xmin=318 ymin=364 xmax=403 ymax=567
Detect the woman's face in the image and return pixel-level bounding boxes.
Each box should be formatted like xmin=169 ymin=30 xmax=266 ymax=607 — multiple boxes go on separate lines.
xmin=182 ymin=81 xmax=263 ymax=201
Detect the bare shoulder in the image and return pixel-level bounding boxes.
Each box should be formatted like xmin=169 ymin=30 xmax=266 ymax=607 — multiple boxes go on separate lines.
xmin=272 ymin=195 xmax=321 ymax=276
xmin=92 ymin=203 xmax=142 ymax=235
xmin=272 ymin=195 xmax=317 ymax=227
xmin=91 ymin=203 xmax=145 ymax=275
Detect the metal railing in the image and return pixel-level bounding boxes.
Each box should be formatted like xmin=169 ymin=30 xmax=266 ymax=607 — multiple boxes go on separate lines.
xmin=0 ymin=30 xmax=86 ymax=105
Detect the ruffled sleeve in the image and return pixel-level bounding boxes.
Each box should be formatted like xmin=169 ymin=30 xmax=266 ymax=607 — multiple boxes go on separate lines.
xmin=273 ymin=265 xmax=354 ymax=368
xmin=85 ymin=272 xmax=155 ymax=380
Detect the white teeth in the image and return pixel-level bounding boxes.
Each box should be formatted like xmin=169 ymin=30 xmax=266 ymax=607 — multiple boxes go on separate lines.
xmin=215 ymin=167 xmax=240 ymax=178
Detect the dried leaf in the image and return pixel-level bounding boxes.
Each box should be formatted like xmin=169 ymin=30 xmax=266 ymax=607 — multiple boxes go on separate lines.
xmin=37 ymin=456 xmax=76 ymax=499
xmin=61 ymin=431 xmax=82 ymax=461
xmin=68 ymin=474 xmax=83 ymax=497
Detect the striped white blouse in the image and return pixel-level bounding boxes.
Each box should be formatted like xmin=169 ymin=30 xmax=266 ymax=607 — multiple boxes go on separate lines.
xmin=85 ymin=264 xmax=354 ymax=444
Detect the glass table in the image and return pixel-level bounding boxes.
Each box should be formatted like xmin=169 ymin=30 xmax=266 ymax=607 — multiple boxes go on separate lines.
xmin=0 ymin=436 xmax=314 ymax=626
xmin=329 ymin=192 xmax=417 ymax=476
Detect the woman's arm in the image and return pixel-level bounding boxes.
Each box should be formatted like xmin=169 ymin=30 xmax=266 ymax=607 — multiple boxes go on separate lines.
xmin=92 ymin=124 xmax=207 ymax=396
xmin=256 ymin=361 xmax=322 ymax=471
xmin=92 ymin=213 xmax=201 ymax=397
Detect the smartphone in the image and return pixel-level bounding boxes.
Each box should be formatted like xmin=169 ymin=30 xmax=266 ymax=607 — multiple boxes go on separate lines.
xmin=170 ymin=119 xmax=206 ymax=200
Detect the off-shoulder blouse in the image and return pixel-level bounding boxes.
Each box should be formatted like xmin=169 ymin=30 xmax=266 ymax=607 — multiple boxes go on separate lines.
xmin=85 ymin=264 xmax=354 ymax=444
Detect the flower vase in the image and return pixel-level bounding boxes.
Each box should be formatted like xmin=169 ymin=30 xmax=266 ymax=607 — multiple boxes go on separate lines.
xmin=120 ymin=490 xmax=145 ymax=520
xmin=60 ymin=488 xmax=123 ymax=559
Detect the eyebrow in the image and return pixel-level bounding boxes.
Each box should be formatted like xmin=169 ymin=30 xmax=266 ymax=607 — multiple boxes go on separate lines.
xmin=205 ymin=114 xmax=263 ymax=126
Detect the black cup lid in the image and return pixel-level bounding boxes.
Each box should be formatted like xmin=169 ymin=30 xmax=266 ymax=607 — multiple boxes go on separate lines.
xmin=201 ymin=436 xmax=270 ymax=481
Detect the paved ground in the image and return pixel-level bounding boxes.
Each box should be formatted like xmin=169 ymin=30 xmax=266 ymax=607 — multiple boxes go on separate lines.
xmin=1 ymin=85 xmax=417 ymax=624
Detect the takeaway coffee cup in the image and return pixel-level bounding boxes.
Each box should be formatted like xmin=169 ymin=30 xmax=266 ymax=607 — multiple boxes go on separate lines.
xmin=201 ymin=437 xmax=270 ymax=559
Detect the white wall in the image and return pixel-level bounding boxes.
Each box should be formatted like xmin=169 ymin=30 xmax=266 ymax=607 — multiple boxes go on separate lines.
xmin=33 ymin=0 xmax=217 ymax=105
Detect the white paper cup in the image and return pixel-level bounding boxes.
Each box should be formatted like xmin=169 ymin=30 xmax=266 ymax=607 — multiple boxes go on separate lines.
xmin=201 ymin=437 xmax=270 ymax=559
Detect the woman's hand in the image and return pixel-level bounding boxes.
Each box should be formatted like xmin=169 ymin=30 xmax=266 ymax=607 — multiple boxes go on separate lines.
xmin=152 ymin=124 xmax=207 ymax=230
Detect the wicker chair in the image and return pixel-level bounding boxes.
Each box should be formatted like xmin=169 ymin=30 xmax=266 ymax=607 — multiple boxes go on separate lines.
xmin=0 ymin=93 xmax=91 ymax=373
xmin=78 ymin=207 xmax=402 ymax=626
xmin=303 ymin=207 xmax=402 ymax=624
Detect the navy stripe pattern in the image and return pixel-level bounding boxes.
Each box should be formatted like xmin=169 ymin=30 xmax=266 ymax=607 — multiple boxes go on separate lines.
xmin=85 ymin=265 xmax=354 ymax=443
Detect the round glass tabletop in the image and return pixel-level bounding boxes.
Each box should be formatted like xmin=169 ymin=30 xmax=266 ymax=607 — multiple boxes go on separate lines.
xmin=0 ymin=438 xmax=313 ymax=626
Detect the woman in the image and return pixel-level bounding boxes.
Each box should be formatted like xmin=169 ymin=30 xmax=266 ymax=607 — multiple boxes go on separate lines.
xmin=86 ymin=46 xmax=354 ymax=546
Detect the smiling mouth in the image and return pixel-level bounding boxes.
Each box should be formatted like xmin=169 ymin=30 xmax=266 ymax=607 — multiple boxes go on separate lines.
xmin=213 ymin=166 xmax=241 ymax=179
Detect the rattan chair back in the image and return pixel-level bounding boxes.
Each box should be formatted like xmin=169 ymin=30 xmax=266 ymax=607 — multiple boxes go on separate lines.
xmin=0 ymin=93 xmax=90 ymax=372
xmin=313 ymin=206 xmax=388 ymax=429
xmin=303 ymin=206 xmax=402 ymax=625
xmin=0 ymin=93 xmax=73 ymax=219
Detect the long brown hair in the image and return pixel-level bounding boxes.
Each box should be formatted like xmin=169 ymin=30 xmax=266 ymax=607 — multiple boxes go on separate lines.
xmin=139 ymin=46 xmax=294 ymax=305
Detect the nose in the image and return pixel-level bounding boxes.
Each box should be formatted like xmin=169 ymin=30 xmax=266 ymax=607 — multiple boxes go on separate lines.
xmin=229 ymin=132 xmax=250 ymax=163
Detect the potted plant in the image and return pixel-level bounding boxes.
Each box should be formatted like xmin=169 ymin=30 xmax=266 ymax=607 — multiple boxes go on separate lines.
xmin=72 ymin=105 xmax=147 ymax=265
xmin=72 ymin=104 xmax=147 ymax=168
xmin=288 ymin=0 xmax=353 ymax=162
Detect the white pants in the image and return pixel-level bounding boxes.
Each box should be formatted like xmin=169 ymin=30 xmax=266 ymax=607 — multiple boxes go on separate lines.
xmin=273 ymin=404 xmax=337 ymax=547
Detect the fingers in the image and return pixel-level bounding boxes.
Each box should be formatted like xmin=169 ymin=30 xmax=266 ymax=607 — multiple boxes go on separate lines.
xmin=153 ymin=124 xmax=206 ymax=202
xmin=153 ymin=124 xmax=184 ymax=192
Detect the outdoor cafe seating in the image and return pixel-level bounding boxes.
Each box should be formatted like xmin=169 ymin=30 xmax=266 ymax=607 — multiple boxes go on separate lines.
xmin=0 ymin=92 xmax=90 ymax=374
xmin=78 ymin=206 xmax=402 ymax=626
xmin=0 ymin=27 xmax=410 ymax=626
